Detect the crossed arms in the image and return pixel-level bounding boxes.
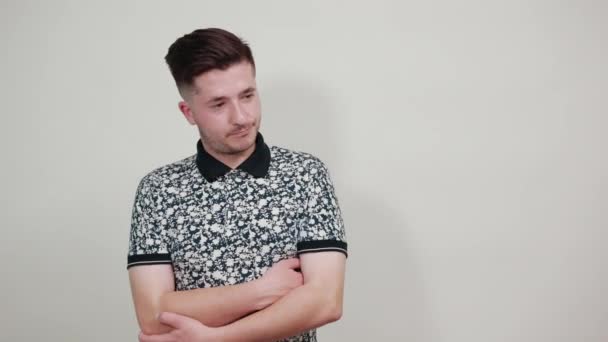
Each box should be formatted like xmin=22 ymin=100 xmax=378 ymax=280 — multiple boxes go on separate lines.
xmin=128 ymin=251 xmax=346 ymax=341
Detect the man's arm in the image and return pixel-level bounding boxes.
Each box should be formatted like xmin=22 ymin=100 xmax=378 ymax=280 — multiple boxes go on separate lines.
xmin=216 ymin=251 xmax=346 ymax=342
xmin=128 ymin=258 xmax=303 ymax=335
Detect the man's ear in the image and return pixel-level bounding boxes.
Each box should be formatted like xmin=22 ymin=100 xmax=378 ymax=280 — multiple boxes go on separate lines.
xmin=178 ymin=101 xmax=196 ymax=126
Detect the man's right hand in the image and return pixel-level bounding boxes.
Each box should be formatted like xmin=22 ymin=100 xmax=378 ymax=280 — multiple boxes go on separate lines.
xmin=255 ymin=258 xmax=303 ymax=310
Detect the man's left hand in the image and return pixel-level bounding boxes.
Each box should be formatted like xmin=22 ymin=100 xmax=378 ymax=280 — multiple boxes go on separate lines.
xmin=138 ymin=312 xmax=222 ymax=342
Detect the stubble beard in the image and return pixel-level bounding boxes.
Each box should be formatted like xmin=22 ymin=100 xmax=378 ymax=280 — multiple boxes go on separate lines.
xmin=200 ymin=125 xmax=258 ymax=156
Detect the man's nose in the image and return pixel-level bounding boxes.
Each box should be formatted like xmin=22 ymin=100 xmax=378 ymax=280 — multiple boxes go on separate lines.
xmin=230 ymin=101 xmax=250 ymax=125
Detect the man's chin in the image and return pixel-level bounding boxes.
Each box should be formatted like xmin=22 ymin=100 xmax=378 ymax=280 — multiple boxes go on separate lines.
xmin=225 ymin=138 xmax=256 ymax=155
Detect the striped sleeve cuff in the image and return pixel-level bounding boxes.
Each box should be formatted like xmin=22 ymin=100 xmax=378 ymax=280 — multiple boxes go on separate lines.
xmin=296 ymin=240 xmax=348 ymax=257
xmin=127 ymin=253 xmax=172 ymax=269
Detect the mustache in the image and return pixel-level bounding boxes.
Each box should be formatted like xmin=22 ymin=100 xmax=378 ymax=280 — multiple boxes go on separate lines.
xmin=228 ymin=125 xmax=255 ymax=136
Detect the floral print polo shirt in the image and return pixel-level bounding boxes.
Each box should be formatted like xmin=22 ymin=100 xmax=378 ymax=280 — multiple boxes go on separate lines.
xmin=127 ymin=133 xmax=347 ymax=342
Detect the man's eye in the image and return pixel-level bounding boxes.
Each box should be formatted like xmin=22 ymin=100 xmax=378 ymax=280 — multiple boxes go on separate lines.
xmin=212 ymin=102 xmax=225 ymax=108
xmin=244 ymin=93 xmax=254 ymax=99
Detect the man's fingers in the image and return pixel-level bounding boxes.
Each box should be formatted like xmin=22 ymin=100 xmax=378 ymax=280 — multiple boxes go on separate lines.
xmin=158 ymin=311 xmax=189 ymax=329
xmin=278 ymin=257 xmax=300 ymax=269
xmin=139 ymin=331 xmax=174 ymax=342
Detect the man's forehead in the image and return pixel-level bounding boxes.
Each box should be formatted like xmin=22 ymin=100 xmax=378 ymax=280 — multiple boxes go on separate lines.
xmin=192 ymin=62 xmax=256 ymax=97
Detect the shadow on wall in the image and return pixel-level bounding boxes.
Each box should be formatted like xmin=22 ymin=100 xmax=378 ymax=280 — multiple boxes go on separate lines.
xmin=261 ymin=78 xmax=437 ymax=341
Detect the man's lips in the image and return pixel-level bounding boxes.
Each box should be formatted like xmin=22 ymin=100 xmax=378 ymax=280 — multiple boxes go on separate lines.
xmin=229 ymin=128 xmax=250 ymax=137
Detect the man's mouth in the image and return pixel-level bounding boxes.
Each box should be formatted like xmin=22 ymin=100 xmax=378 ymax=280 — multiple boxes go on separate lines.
xmin=230 ymin=127 xmax=250 ymax=137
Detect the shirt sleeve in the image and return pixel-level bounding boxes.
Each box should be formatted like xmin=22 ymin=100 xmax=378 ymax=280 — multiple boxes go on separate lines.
xmin=127 ymin=175 xmax=173 ymax=269
xmin=296 ymin=159 xmax=348 ymax=257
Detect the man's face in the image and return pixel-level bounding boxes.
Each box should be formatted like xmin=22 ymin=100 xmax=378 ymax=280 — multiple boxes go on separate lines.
xmin=179 ymin=61 xmax=261 ymax=157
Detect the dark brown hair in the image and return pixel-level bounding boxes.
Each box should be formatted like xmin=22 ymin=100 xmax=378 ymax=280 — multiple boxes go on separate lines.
xmin=165 ymin=28 xmax=255 ymax=96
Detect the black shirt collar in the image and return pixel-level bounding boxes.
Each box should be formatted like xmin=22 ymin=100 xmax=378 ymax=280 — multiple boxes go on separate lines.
xmin=196 ymin=132 xmax=271 ymax=182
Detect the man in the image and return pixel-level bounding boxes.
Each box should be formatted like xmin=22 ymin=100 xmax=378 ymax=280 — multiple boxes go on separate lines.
xmin=127 ymin=28 xmax=348 ymax=342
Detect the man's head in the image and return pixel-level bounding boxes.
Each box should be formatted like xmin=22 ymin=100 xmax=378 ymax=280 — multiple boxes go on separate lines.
xmin=165 ymin=28 xmax=261 ymax=161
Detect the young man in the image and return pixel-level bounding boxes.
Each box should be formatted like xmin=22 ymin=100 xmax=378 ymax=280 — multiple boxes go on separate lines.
xmin=127 ymin=28 xmax=348 ymax=342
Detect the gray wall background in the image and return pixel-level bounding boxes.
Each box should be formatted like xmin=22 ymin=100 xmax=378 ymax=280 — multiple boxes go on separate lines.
xmin=1 ymin=1 xmax=606 ymax=341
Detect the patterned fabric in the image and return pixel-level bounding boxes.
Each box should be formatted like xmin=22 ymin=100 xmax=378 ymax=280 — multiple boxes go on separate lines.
xmin=127 ymin=133 xmax=347 ymax=342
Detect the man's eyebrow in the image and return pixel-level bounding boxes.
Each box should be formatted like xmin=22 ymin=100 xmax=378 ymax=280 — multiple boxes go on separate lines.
xmin=206 ymin=96 xmax=227 ymax=104
xmin=239 ymin=87 xmax=256 ymax=95
xmin=205 ymin=87 xmax=256 ymax=104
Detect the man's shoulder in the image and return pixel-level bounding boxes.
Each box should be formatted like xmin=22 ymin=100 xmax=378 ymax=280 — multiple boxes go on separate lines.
xmin=135 ymin=154 xmax=197 ymax=194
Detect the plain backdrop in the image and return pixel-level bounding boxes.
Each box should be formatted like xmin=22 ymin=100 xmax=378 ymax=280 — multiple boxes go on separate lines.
xmin=1 ymin=1 xmax=607 ymax=341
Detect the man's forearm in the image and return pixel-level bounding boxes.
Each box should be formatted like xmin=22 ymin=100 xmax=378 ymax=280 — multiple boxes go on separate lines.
xmin=217 ymin=281 xmax=343 ymax=342
xmin=158 ymin=278 xmax=270 ymax=329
